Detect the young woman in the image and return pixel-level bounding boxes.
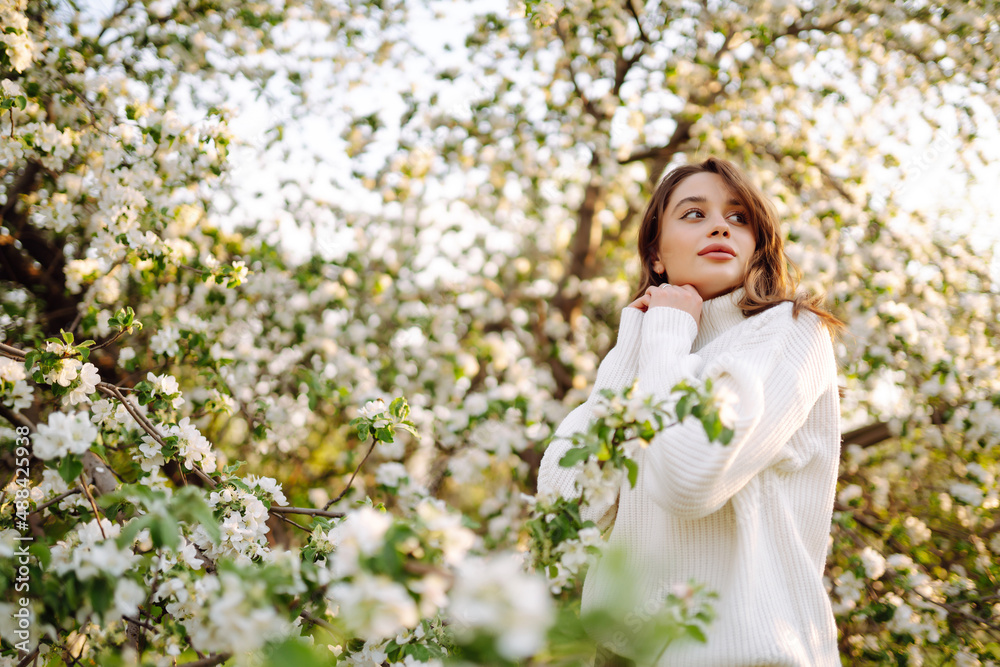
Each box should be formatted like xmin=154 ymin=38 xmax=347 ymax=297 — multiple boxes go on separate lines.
xmin=537 ymin=156 xmax=844 ymax=666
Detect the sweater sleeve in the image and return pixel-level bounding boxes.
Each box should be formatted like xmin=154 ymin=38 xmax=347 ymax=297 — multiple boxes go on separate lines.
xmin=636 ymin=304 xmax=835 ymax=520
xmin=536 ymin=307 xmax=644 ymax=527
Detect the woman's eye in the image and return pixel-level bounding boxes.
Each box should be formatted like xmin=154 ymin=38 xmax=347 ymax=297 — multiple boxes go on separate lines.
xmin=680 ymin=209 xmax=747 ymax=224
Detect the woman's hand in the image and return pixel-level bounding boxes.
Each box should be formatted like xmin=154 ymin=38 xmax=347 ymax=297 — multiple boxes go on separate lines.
xmin=644 ymin=283 xmax=703 ymax=327
xmin=627 ymin=294 xmax=651 ymax=311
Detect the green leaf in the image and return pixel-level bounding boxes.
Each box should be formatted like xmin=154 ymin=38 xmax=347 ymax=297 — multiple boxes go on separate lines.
xmin=397 ymin=423 xmax=420 ymax=439
xmin=675 ymin=394 xmax=690 ymax=421
xmin=222 ymin=460 xmax=246 ymax=476
xmin=173 ymin=487 xmax=221 ymax=543
xmin=228 ymin=478 xmax=252 ymax=493
xmin=117 ymin=515 xmax=154 ymax=549
xmin=624 ymin=458 xmax=639 ymax=488
xmin=404 ymin=643 xmax=432 ymax=660
xmin=90 ymin=577 xmax=114 ymax=614
xmin=150 ymin=515 xmax=180 ymax=550
xmin=702 ymin=415 xmax=722 ymax=441
xmin=558 ymin=447 xmax=591 ymax=468
xmin=686 ymin=625 xmax=708 ymax=643
xmin=58 ymin=455 xmax=84 ymax=484
xmin=597 ymin=441 xmax=611 ymax=461
xmin=390 ymin=396 xmax=405 ymax=418
xmin=260 ymin=638 xmax=329 ymax=667
xmin=29 ymin=541 xmax=51 ymax=569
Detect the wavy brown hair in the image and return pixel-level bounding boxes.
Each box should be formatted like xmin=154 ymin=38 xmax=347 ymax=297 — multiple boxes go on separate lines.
xmin=631 ymin=156 xmax=844 ymax=336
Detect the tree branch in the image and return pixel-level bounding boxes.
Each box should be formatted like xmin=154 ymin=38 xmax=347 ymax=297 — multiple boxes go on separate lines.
xmin=553 ymin=19 xmax=608 ymax=123
xmin=29 ymin=488 xmax=83 ymax=516
xmin=270 ymin=506 xmax=344 ymax=519
xmin=910 ymin=587 xmax=1000 ymax=638
xmin=0 ymin=404 xmax=34 ymax=432
xmin=177 ymin=654 xmax=232 ymax=667
xmin=323 ymin=439 xmax=378 ymax=510
xmin=618 ymin=116 xmax=694 ymax=172
xmin=625 ymin=0 xmax=650 ymax=45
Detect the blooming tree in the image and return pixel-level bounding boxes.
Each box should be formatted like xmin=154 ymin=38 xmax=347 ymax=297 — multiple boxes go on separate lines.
xmin=2 ymin=0 xmax=1000 ymax=665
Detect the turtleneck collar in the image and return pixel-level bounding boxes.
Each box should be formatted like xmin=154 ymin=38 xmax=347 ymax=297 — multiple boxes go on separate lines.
xmin=692 ymin=286 xmax=747 ymax=351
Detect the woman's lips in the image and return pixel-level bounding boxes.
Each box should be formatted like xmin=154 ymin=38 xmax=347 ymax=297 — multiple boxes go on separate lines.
xmin=698 ymin=243 xmax=736 ymax=257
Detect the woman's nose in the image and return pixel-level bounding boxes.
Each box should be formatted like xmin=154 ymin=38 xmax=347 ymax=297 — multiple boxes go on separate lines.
xmin=709 ymin=218 xmax=730 ymax=237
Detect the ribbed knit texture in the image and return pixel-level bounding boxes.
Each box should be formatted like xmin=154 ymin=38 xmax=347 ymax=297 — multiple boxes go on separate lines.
xmin=537 ymin=288 xmax=841 ymax=666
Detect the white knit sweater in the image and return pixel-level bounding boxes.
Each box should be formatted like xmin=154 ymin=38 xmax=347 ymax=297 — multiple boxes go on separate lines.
xmin=537 ymin=287 xmax=841 ymax=666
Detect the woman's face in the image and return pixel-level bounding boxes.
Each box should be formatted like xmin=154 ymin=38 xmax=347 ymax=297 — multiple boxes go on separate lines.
xmin=652 ymin=172 xmax=756 ymax=300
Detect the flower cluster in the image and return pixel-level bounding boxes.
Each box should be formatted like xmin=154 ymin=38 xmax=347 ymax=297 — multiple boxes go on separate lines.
xmin=155 ymin=567 xmax=295 ymax=655
xmin=446 ymin=553 xmax=555 ymax=660
xmin=525 ymin=379 xmax=738 ymax=594
xmin=189 ymin=476 xmax=287 ymax=563
xmin=30 ymin=411 xmax=97 ymax=461
xmin=0 ymin=357 xmax=32 ymax=411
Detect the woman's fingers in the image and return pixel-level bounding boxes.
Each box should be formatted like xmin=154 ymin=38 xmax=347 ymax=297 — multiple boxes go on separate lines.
xmin=627 ymin=293 xmax=651 ymax=310
xmin=644 ymin=283 xmax=703 ymax=325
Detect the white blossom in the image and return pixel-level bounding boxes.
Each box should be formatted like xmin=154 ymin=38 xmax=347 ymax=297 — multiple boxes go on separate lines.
xmin=374 ymin=462 xmax=410 ymax=488
xmin=576 ymin=458 xmax=623 ymax=509
xmin=31 ymin=411 xmax=98 ymax=460
xmin=135 ymin=435 xmax=165 ymax=473
xmin=860 ymin=546 xmax=887 ymax=580
xmin=837 ymin=483 xmax=863 ymax=505
xmin=150 ymin=325 xmax=181 ymax=357
xmin=321 ymin=506 xmax=393 ymax=578
xmin=0 ymin=357 xmax=26 ymax=383
xmin=904 ymin=516 xmax=931 ymax=544
xmin=950 ymin=482 xmax=984 ymax=507
xmin=65 ymin=362 xmax=100 ymax=406
xmin=44 ymin=357 xmax=82 ymax=387
xmin=712 ymin=384 xmax=740 ymax=429
xmin=447 ymin=553 xmax=554 ymax=659
xmin=328 ymin=572 xmax=419 ymax=641
xmin=832 ymin=571 xmax=864 ymax=614
xmin=50 ymin=518 xmax=139 ymax=580
xmin=1 ymin=79 xmax=22 ymax=96
xmin=1 ymin=30 xmax=34 ymax=72
xmin=415 ymin=497 xmax=477 ymax=565
xmin=359 ymin=398 xmax=387 ymax=419
xmin=245 ymin=474 xmax=288 ymax=506
xmin=113 ymin=578 xmax=146 ymax=619
xmin=184 ymin=572 xmax=290 ymax=654
xmin=165 ymin=417 xmax=216 ymax=473
xmin=64 ymin=258 xmax=101 ymax=294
